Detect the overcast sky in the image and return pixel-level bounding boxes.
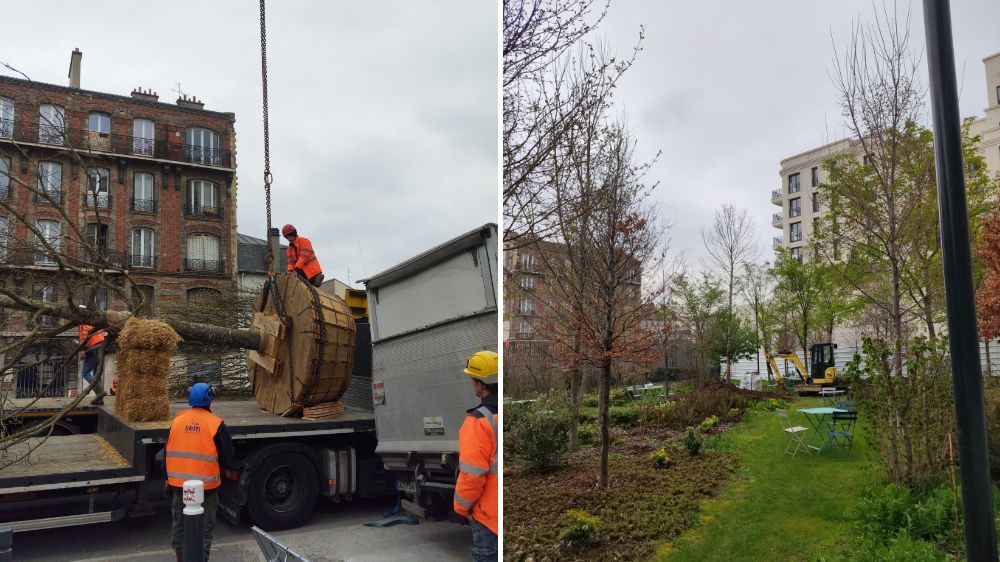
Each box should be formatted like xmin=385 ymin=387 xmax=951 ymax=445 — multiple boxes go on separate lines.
xmin=595 ymin=0 xmax=1000 ymax=267
xmin=2 ymin=1 xmax=497 ymax=286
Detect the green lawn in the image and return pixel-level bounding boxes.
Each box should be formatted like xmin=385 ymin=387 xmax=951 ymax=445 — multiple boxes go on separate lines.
xmin=655 ymin=396 xmax=875 ymax=561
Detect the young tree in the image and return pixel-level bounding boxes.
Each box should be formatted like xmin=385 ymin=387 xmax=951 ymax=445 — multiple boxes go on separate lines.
xmin=702 ymin=205 xmax=757 ymax=381
xmin=668 ymin=272 xmax=725 ymax=379
xmin=771 ymin=250 xmax=826 ymax=362
xmin=742 ymin=262 xmax=777 ymax=378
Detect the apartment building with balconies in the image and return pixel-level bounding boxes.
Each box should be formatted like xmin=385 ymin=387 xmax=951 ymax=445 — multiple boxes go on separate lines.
xmin=773 ymin=52 xmax=1000 ymax=263
xmin=0 ymin=50 xmax=237 ymax=398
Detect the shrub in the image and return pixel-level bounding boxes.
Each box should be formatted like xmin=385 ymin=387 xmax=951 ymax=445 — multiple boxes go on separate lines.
xmin=610 ymin=388 xmax=631 ymax=406
xmin=854 ymin=483 xmax=914 ymax=543
xmin=683 ymin=427 xmax=703 ymax=456
xmin=854 ymin=480 xmax=960 ymax=550
xmin=639 ymin=400 xmax=676 ymax=426
xmin=559 ymin=509 xmax=600 ymax=550
xmin=846 ymin=532 xmax=947 ymax=562
xmin=698 ymin=415 xmax=719 ymax=433
xmin=727 ymin=407 xmax=741 ymax=418
xmin=609 ymin=405 xmax=641 ymax=428
xmin=507 ymin=400 xmax=573 ymax=474
xmin=578 ymin=423 xmax=597 ymax=446
xmin=650 ymin=447 xmax=672 ymax=468
xmin=583 ymin=395 xmax=599 ymax=408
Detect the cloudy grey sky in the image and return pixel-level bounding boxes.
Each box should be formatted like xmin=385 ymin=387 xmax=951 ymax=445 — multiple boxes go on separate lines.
xmin=595 ymin=0 xmax=1000 ymax=266
xmin=2 ymin=1 xmax=497 ymax=286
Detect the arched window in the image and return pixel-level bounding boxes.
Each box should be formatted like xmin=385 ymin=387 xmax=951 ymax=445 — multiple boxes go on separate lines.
xmin=0 ymin=98 xmax=14 ymax=138
xmin=38 ymin=104 xmax=65 ymax=145
xmin=131 ymin=227 xmax=155 ymax=268
xmin=186 ymin=233 xmax=221 ymax=272
xmin=186 ymin=180 xmax=220 ymax=217
xmin=185 ymin=127 xmax=219 ymax=165
xmin=132 ymin=119 xmax=154 ymax=156
xmin=35 ymin=220 xmax=60 ymax=265
xmin=133 ymin=172 xmax=155 ymax=212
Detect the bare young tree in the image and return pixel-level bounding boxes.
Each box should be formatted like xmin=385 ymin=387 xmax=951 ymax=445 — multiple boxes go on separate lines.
xmin=702 ymin=204 xmax=757 ymax=381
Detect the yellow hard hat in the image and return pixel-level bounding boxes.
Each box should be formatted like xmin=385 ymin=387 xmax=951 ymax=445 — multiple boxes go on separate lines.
xmin=463 ymin=351 xmax=499 ymax=385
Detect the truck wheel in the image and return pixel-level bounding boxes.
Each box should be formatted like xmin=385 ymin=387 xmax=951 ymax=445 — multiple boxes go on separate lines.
xmin=247 ymin=453 xmax=318 ymax=531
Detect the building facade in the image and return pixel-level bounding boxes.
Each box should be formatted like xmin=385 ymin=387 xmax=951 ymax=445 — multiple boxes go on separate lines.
xmin=0 ymin=50 xmax=237 ymax=398
xmin=773 ymin=52 xmax=1000 ymax=262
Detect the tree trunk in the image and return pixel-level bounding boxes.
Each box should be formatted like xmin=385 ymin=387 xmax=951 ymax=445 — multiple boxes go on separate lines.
xmin=725 ymin=275 xmax=734 ymax=382
xmin=598 ymin=356 xmax=611 ymax=489
xmin=568 ymin=337 xmax=582 ymax=452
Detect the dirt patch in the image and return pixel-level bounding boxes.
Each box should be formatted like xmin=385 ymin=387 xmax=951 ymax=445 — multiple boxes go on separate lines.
xmin=504 ymin=426 xmax=739 ymax=561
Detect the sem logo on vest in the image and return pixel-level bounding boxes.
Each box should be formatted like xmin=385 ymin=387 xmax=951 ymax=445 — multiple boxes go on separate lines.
xmin=184 ymin=421 xmax=201 ymax=433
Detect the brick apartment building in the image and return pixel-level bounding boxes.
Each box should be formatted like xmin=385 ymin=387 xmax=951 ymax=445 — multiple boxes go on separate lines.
xmin=0 ymin=50 xmax=237 ymax=398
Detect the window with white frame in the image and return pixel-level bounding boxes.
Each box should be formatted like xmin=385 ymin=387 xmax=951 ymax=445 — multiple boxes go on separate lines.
xmin=0 ymin=215 xmax=8 ymax=263
xmin=0 ymin=156 xmax=9 ymax=199
xmin=37 ymin=161 xmax=61 ymax=203
xmin=131 ymin=227 xmax=155 ymax=268
xmin=35 ymin=220 xmax=60 ymax=265
xmin=38 ymin=104 xmax=65 ymax=145
xmin=187 ymin=180 xmax=219 ymax=216
xmin=185 ymin=128 xmax=220 ymax=165
xmin=88 ymin=113 xmax=110 ymax=135
xmin=132 ymin=119 xmax=154 ymax=156
xmin=86 ymin=168 xmax=110 ymax=208
xmin=133 ymin=172 xmax=154 ymax=212
xmin=81 ymin=285 xmax=109 ymax=311
xmin=517 ymin=298 xmax=535 ymax=315
xmin=0 ymin=98 xmax=13 ymax=138
xmin=519 ymin=252 xmax=534 ymax=270
xmin=517 ymin=320 xmax=533 ymax=339
xmin=187 ymin=233 xmax=221 ymax=272
xmin=520 ymin=276 xmax=535 ymax=290
xmin=790 ymin=222 xmax=803 ymax=243
xmin=86 ymin=223 xmax=109 ymax=262
xmin=32 ymin=283 xmax=55 ymax=326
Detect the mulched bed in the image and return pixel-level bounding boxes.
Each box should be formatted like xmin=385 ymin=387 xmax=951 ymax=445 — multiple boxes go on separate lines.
xmin=503 ymin=426 xmax=739 ymax=561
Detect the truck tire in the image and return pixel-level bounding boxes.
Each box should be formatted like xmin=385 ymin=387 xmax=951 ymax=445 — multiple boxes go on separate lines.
xmin=246 ymin=453 xmax=318 ymax=531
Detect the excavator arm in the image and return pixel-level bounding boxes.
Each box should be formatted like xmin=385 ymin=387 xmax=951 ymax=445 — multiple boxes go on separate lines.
xmin=765 ymin=352 xmax=809 ymax=384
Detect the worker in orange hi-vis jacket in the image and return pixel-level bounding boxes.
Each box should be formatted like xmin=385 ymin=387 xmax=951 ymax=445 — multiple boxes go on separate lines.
xmin=453 ymin=351 xmax=499 ymax=562
xmin=76 ymin=315 xmax=107 ymax=405
xmin=281 ymin=224 xmax=324 ymax=287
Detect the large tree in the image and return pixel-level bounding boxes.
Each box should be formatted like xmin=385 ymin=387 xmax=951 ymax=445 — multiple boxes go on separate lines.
xmin=702 ymin=205 xmax=757 ymax=381
xmin=668 ymin=272 xmax=725 ymax=379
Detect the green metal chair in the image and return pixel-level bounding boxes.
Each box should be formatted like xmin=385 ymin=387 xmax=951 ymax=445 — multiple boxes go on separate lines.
xmin=827 ymin=411 xmax=858 ymax=457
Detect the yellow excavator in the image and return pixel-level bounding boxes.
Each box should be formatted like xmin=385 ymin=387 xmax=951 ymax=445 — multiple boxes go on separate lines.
xmin=765 ymin=342 xmax=842 ymax=390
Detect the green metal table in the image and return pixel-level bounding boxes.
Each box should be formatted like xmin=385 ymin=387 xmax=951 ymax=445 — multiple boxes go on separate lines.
xmin=799 ymin=407 xmax=847 ymax=453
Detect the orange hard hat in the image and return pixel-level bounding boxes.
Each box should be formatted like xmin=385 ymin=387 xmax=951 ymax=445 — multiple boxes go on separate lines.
xmin=281 ymin=224 xmax=296 ymax=237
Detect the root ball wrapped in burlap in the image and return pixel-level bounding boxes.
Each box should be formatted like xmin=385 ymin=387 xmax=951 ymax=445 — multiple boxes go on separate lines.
xmin=114 ymin=318 xmax=180 ymax=422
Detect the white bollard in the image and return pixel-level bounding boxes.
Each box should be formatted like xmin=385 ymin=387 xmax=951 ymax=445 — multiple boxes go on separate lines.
xmin=182 ymin=480 xmax=205 ymax=562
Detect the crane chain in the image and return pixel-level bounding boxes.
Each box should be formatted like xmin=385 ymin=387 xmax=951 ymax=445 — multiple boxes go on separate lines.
xmin=259 ymin=0 xmax=273 ymax=233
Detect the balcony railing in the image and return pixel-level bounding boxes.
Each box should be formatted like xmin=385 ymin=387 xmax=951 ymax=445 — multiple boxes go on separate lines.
xmin=83 ymin=193 xmax=111 ymax=209
xmin=771 ymin=189 xmax=782 ymax=200
xmin=0 ymin=121 xmax=233 ymax=168
xmin=772 ymin=212 xmax=782 ymax=223
xmin=35 ymin=189 xmax=62 ymax=204
xmin=125 ymin=254 xmax=156 ymax=270
xmin=0 ymin=182 xmax=10 ymax=200
xmin=132 ymin=198 xmax=157 ymax=213
xmin=185 ymin=258 xmax=225 ymax=273
xmin=773 ymin=237 xmax=782 ymax=248
xmin=184 ymin=203 xmax=223 ymax=219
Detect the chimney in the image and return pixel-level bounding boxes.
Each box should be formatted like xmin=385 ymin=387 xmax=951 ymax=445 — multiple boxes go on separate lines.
xmin=176 ymin=94 xmax=205 ymax=110
xmin=131 ymin=87 xmax=159 ymax=103
xmin=68 ymin=48 xmax=82 ymax=89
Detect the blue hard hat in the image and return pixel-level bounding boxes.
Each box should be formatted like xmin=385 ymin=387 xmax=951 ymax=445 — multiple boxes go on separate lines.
xmin=189 ymin=383 xmax=213 ymax=407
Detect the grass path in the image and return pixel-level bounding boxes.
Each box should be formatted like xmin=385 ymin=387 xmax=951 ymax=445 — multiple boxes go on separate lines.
xmin=655 ymin=397 xmax=875 ymax=561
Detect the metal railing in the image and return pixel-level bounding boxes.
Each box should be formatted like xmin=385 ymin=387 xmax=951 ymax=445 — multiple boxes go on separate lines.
xmin=185 ymin=258 xmax=225 ymax=273
xmin=15 ymin=353 xmax=68 ymax=399
xmin=184 ymin=203 xmax=223 ymax=219
xmin=773 ymin=237 xmax=782 ymax=248
xmin=771 ymin=189 xmax=782 ymax=199
xmin=0 ymin=183 xmax=10 ymax=199
xmin=36 ymin=189 xmax=62 ymax=204
xmin=0 ymin=121 xmax=233 ymax=168
xmin=83 ymin=193 xmax=111 ymax=209
xmin=128 ymin=254 xmax=157 ymax=269
xmin=772 ymin=212 xmax=782 ymax=223
xmin=132 ymin=198 xmax=156 ymax=212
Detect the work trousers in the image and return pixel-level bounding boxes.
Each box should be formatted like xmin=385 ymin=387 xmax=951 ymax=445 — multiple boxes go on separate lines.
xmin=81 ymin=348 xmax=103 ymax=394
xmin=170 ymin=488 xmax=219 ymax=561
xmin=470 ymin=518 xmax=498 ymax=562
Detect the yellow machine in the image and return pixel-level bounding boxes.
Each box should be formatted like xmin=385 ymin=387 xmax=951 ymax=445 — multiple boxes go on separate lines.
xmin=765 ymin=343 xmax=839 ymax=386
xmin=344 ymin=288 xmax=368 ymax=322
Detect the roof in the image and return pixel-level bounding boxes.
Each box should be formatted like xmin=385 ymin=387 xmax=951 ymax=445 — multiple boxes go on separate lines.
xmin=237 ymin=233 xmax=287 ymax=274
xmin=362 ymin=223 xmax=497 ymax=288
xmin=0 ymin=74 xmax=235 ymax=120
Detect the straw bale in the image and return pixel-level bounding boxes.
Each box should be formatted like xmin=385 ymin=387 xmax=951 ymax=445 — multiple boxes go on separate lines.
xmin=117 ymin=317 xmax=181 ymax=352
xmin=119 ymin=397 xmax=170 ymax=422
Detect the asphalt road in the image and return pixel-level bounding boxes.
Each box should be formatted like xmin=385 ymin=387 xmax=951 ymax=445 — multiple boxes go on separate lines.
xmin=12 ymin=497 xmax=471 ymax=562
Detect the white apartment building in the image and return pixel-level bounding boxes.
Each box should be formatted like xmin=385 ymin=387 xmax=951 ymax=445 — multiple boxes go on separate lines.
xmin=773 ymin=52 xmax=1000 ymax=262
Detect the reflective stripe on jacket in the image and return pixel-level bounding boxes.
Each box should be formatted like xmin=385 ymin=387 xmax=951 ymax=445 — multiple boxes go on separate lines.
xmin=77 ymin=324 xmax=105 ymax=348
xmin=286 ymin=236 xmax=322 ymax=279
xmin=165 ymin=407 xmax=223 ymax=489
xmin=453 ymin=401 xmax=498 ymax=535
